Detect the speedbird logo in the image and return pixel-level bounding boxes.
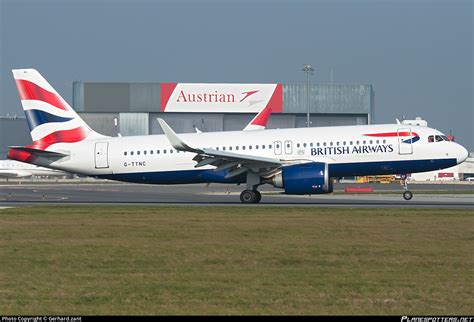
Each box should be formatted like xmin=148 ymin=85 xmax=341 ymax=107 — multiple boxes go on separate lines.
xmin=364 ymin=132 xmax=420 ymax=144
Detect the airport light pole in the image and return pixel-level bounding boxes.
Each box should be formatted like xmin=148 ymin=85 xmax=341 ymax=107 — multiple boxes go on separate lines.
xmin=302 ymin=64 xmax=314 ymax=127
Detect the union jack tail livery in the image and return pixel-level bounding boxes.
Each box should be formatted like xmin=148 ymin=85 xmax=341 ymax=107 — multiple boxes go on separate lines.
xmin=12 ymin=69 xmax=105 ymax=148
xmin=9 ymin=69 xmax=107 ymax=163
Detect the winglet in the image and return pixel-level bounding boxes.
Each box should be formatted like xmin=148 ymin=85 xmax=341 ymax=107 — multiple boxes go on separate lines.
xmin=157 ymin=118 xmax=200 ymax=153
xmin=243 ymin=105 xmax=272 ymax=131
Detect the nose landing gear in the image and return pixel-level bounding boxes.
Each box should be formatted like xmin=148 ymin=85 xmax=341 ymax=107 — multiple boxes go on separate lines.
xmin=400 ymin=174 xmax=413 ymax=200
xmin=403 ymin=190 xmax=413 ymax=201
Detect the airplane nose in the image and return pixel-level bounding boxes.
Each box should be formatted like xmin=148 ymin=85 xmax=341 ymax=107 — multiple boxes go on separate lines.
xmin=457 ymin=145 xmax=469 ymax=164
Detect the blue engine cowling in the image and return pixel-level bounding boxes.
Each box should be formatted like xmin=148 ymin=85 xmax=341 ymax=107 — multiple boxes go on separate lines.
xmin=271 ymin=162 xmax=333 ymax=195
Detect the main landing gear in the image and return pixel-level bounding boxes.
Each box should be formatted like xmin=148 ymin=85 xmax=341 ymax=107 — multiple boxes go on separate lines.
xmin=240 ymin=171 xmax=262 ymax=204
xmin=400 ymin=174 xmax=413 ymax=201
xmin=240 ymin=190 xmax=262 ymax=204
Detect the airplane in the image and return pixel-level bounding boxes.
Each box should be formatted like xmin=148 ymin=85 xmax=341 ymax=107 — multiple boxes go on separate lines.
xmin=7 ymin=69 xmax=469 ymax=203
xmin=0 ymin=159 xmax=67 ymax=178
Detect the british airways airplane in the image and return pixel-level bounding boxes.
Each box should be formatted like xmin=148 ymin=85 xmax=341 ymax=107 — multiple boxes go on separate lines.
xmin=8 ymin=69 xmax=469 ymax=203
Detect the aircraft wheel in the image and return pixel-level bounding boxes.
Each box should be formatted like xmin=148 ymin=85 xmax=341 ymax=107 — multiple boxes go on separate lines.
xmin=240 ymin=190 xmax=260 ymax=204
xmin=403 ymin=191 xmax=413 ymax=201
xmin=254 ymin=190 xmax=262 ymax=203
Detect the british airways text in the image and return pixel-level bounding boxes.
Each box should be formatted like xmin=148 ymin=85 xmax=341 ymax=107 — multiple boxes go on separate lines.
xmin=311 ymin=144 xmax=394 ymax=156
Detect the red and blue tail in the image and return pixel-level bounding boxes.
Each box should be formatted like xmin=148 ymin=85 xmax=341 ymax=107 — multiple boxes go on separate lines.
xmin=9 ymin=69 xmax=105 ymax=162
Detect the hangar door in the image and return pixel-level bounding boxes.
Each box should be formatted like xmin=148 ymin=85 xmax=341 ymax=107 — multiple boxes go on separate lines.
xmin=95 ymin=142 xmax=109 ymax=168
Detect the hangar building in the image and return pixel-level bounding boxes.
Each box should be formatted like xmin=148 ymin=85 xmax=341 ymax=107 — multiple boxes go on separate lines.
xmin=73 ymin=82 xmax=374 ymax=137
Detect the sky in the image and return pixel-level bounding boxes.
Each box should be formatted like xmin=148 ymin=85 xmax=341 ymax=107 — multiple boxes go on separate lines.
xmin=1 ymin=0 xmax=472 ymax=150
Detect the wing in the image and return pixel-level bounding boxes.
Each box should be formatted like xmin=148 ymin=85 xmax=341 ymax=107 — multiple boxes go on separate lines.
xmin=158 ymin=118 xmax=289 ymax=178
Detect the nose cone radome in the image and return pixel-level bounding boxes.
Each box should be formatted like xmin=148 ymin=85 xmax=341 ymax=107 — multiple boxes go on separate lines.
xmin=457 ymin=145 xmax=469 ymax=164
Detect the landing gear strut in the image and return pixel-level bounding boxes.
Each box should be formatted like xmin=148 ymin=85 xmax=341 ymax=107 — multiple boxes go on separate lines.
xmin=400 ymin=174 xmax=413 ymax=200
xmin=240 ymin=190 xmax=261 ymax=204
xmin=240 ymin=171 xmax=262 ymax=204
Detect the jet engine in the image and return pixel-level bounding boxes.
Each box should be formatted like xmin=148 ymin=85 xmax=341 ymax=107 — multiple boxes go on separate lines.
xmin=268 ymin=162 xmax=333 ymax=195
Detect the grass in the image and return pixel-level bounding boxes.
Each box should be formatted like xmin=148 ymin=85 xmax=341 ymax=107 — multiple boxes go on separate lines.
xmin=0 ymin=206 xmax=473 ymax=315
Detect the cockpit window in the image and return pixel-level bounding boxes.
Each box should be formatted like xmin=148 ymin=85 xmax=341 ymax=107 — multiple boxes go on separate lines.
xmin=429 ymin=135 xmax=450 ymax=143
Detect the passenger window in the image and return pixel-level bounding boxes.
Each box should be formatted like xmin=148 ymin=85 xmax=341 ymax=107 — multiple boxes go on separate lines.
xmin=256 ymin=145 xmax=259 ymax=149
xmin=249 ymin=146 xmax=252 ymax=150
xmin=303 ymin=143 xmax=307 ymax=147
xmin=269 ymin=144 xmax=272 ymax=149
xmin=356 ymin=141 xmax=360 ymax=145
xmin=262 ymin=145 xmax=266 ymax=149
xmin=144 ymin=151 xmax=147 ymax=155
xmin=235 ymin=146 xmax=239 ymax=151
xmin=131 ymin=151 xmax=134 ymax=155
xmin=242 ymin=146 xmax=246 ymax=150
xmin=323 ymin=142 xmax=327 ymax=147
xmin=330 ymin=142 xmax=333 ymax=146
xmin=317 ymin=143 xmax=320 ymax=147
xmin=343 ymin=141 xmax=346 ymax=146
xmin=229 ymin=147 xmax=232 ymax=151
xmin=164 ymin=150 xmax=167 ymax=154
xmin=157 ymin=150 xmax=160 ymax=154
xmin=310 ymin=143 xmax=313 ymax=147
xmin=336 ymin=142 xmax=339 ymax=146
xmin=137 ymin=151 xmax=140 ymax=155
xmin=124 ymin=152 xmax=127 ymax=156
xmin=170 ymin=149 xmax=173 ymax=153
xmin=383 ymin=140 xmax=386 ymax=144
xmin=297 ymin=143 xmax=300 ymax=148
xmin=150 ymin=150 xmax=153 ymax=155
xmin=376 ymin=140 xmax=379 ymax=144
xmin=369 ymin=140 xmax=373 ymax=144
xmin=223 ymin=147 xmax=226 ymax=151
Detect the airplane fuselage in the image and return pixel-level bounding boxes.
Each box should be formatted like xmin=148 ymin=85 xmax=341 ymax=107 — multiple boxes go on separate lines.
xmin=42 ymin=123 xmax=464 ymax=185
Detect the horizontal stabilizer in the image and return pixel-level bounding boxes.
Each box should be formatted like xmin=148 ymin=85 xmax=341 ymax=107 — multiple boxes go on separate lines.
xmin=9 ymin=146 xmax=69 ymax=158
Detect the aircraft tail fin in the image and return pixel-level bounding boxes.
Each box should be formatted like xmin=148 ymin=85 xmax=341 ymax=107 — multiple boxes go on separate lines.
xmin=12 ymin=69 xmax=106 ymax=151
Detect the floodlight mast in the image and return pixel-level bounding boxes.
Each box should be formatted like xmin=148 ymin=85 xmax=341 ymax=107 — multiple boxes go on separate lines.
xmin=302 ymin=64 xmax=314 ymax=128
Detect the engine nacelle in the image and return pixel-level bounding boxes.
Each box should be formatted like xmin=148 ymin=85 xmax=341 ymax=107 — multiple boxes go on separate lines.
xmin=270 ymin=162 xmax=333 ymax=195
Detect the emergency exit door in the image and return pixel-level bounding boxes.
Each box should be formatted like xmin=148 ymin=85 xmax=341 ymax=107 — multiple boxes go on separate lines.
xmin=95 ymin=142 xmax=109 ymax=168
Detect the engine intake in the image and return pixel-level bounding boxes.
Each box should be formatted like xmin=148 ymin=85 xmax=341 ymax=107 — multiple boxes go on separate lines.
xmin=270 ymin=162 xmax=333 ymax=195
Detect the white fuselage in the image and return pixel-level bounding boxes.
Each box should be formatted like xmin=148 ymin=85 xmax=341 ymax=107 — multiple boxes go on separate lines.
xmin=37 ymin=123 xmax=467 ymax=185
